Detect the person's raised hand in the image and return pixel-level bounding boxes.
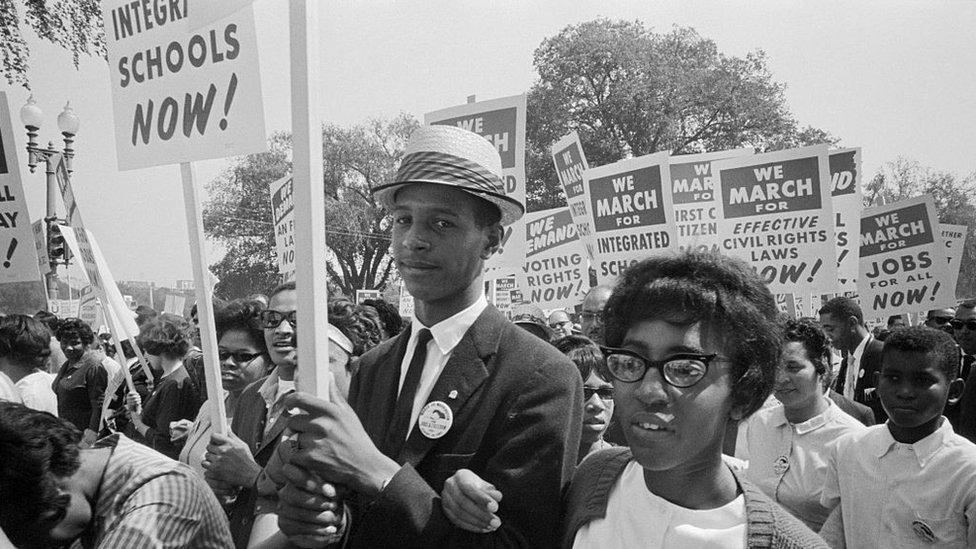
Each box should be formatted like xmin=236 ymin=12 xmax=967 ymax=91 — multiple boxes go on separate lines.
xmin=442 ymin=469 xmax=503 ymax=533
xmin=282 ymin=382 xmax=400 ymax=497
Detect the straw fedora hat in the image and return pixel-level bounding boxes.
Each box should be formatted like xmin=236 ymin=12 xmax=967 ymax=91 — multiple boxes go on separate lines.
xmin=371 ymin=125 xmax=525 ymax=226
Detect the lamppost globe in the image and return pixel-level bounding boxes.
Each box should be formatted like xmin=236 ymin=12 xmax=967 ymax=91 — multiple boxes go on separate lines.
xmin=19 ymin=95 xmax=43 ymax=129
xmin=57 ymin=102 xmax=80 ymax=135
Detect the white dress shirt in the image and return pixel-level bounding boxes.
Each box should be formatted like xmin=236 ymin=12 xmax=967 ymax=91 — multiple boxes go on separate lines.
xmin=821 ymin=419 xmax=976 ymax=548
xmin=843 ymin=334 xmax=872 ymax=400
xmin=735 ymin=400 xmax=866 ymax=530
xmin=15 ymin=370 xmax=58 ymax=415
xmin=399 ymin=294 xmax=487 ymax=438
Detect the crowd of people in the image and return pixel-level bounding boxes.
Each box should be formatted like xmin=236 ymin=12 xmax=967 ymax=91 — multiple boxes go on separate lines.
xmin=1 ymin=124 xmax=975 ymax=548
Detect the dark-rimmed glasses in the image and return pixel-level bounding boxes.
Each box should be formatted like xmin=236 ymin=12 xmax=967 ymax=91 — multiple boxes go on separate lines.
xmin=601 ymin=346 xmax=725 ymax=388
xmin=257 ymin=310 xmax=297 ymax=329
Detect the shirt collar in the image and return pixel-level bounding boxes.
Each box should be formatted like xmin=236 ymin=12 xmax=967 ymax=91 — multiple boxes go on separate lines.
xmin=875 ymin=418 xmax=954 ymax=467
xmin=411 ymin=294 xmax=488 ymax=355
xmin=258 ymin=369 xmax=295 ymax=410
xmin=770 ymin=399 xmax=837 ymax=435
xmin=852 ymin=334 xmax=872 ymax=362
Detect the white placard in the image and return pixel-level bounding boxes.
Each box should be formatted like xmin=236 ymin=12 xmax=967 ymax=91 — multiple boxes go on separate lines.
xmin=102 ymin=0 xmax=267 ymax=170
xmin=426 ymin=94 xmax=527 ymax=275
xmin=0 ymin=92 xmax=42 ymax=284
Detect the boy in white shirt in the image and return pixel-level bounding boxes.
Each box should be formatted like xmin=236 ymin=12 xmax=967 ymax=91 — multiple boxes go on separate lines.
xmin=820 ymin=326 xmax=976 ymax=548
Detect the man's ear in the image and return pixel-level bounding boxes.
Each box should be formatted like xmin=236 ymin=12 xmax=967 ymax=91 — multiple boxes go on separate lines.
xmin=847 ymin=315 xmax=860 ymax=332
xmin=947 ymin=377 xmax=965 ymax=405
xmin=481 ymin=223 xmax=504 ymax=260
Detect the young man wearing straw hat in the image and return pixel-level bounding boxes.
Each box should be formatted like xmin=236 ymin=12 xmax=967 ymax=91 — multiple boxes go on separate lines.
xmin=278 ymin=125 xmax=583 ymax=548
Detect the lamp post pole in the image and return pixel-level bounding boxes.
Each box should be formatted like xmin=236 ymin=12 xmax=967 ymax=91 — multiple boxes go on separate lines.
xmin=20 ymin=96 xmax=80 ymax=305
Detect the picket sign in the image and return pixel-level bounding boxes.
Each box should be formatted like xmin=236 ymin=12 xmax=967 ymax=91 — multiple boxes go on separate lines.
xmin=57 ymin=227 xmax=137 ymax=400
xmin=0 ymin=92 xmax=43 ymax=285
xmin=102 ymin=0 xmax=273 ymax=430
xmin=289 ymin=0 xmax=330 ymax=398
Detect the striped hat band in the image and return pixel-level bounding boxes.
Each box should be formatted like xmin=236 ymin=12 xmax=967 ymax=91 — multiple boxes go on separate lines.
xmin=393 ymin=151 xmax=504 ymax=194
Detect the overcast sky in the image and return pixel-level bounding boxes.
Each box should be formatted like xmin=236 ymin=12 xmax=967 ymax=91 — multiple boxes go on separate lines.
xmin=3 ymin=0 xmax=974 ymax=287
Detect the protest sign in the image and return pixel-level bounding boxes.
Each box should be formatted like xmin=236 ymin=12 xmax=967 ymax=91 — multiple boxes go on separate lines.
xmin=857 ymin=196 xmax=955 ymax=317
xmin=79 ymin=286 xmax=99 ymax=326
xmin=712 ymin=144 xmax=838 ymax=294
xmin=398 ymin=280 xmax=414 ymax=318
xmin=269 ymin=175 xmax=295 ymax=281
xmin=355 ymin=289 xmax=381 ymax=304
xmin=669 ymin=148 xmax=754 ymax=253
xmin=829 ymin=148 xmax=862 ymax=291
xmin=551 ymin=132 xmax=595 ymax=261
xmin=102 ymin=0 xmax=267 ymax=170
xmin=58 ymin=227 xmax=137 ymax=394
xmin=584 ymin=151 xmax=677 ymax=285
xmin=486 ymin=276 xmax=518 ymax=318
xmin=32 ymin=220 xmax=51 ymax=280
xmin=426 ymin=95 xmax=527 ymax=275
xmin=163 ymin=293 xmax=187 ymax=315
xmin=775 ymin=293 xmax=798 ymax=318
xmin=517 ymin=208 xmax=588 ymax=310
xmin=0 ymin=92 xmax=43 ymax=284
xmin=939 ymin=223 xmax=968 ymax=300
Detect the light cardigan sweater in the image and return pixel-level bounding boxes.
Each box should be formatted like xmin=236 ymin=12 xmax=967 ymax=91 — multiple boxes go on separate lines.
xmin=561 ymin=448 xmax=829 ymax=549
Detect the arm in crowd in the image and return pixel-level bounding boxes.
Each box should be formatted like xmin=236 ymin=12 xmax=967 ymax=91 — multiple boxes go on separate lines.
xmin=818 ymin=504 xmax=846 ymax=549
xmin=85 ymin=360 xmax=109 ymax=441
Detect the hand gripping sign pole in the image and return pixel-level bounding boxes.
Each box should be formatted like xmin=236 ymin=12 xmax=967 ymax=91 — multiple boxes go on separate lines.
xmin=290 ymin=0 xmax=330 ymax=399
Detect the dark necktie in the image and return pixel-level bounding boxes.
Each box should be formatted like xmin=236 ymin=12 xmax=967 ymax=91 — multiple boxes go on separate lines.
xmin=963 ymin=354 xmax=975 ymax=382
xmin=383 ymin=328 xmax=432 ymax=459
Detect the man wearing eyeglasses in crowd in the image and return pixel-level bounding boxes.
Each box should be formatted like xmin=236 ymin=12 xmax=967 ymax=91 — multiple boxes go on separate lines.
xmin=953 ymin=300 xmax=976 ymax=442
xmin=548 ymin=309 xmax=575 ymax=340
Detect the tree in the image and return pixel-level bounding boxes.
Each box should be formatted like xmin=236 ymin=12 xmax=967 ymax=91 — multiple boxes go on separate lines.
xmin=865 ymin=157 xmax=976 ymax=299
xmin=525 ymin=20 xmax=837 ymax=211
xmin=2 ymin=0 xmax=105 ymax=86
xmin=202 ymin=115 xmax=418 ymax=299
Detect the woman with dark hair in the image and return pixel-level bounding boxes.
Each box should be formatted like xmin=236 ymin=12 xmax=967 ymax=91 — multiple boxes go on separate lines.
xmin=560 ymin=252 xmax=827 ymax=548
xmin=361 ymin=298 xmax=404 ymax=340
xmin=125 ymin=315 xmax=201 ymax=458
xmin=553 ymin=335 xmax=615 ymax=462
xmin=180 ymin=299 xmax=272 ymax=476
xmin=734 ymin=318 xmax=866 ymax=531
xmin=0 ymin=314 xmax=57 ymax=414
xmin=52 ymin=318 xmax=107 ymax=446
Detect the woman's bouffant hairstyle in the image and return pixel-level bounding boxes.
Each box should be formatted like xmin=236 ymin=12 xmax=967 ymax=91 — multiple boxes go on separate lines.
xmin=603 ymin=251 xmax=783 ymax=419
xmin=53 ymin=317 xmax=95 ymax=346
xmin=552 ymin=335 xmax=611 ymax=382
xmin=214 ymin=298 xmax=268 ymax=353
xmin=137 ymin=314 xmax=193 ymax=359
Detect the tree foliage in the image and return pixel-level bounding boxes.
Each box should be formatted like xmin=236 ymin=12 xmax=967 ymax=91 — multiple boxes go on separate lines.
xmin=525 ymin=19 xmax=837 ymax=211
xmin=202 ymin=115 xmax=418 ymax=299
xmin=2 ymin=0 xmax=106 ymax=86
xmin=866 ymin=157 xmax=976 ymax=299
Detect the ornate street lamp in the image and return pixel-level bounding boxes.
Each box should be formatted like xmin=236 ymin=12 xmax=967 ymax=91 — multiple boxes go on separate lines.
xmin=19 ymin=96 xmax=80 ymax=303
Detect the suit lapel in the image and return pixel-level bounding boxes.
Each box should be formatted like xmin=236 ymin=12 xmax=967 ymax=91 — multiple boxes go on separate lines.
xmin=362 ymin=330 xmax=412 ymax=448
xmin=398 ymin=309 xmax=500 ymax=466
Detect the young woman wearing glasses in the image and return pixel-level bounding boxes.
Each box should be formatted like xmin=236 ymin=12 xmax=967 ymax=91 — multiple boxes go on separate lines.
xmin=562 ymin=252 xmax=827 ymax=549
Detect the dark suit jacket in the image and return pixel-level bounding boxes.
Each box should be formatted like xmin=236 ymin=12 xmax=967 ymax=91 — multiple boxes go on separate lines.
xmin=226 ymin=373 xmax=290 ymax=548
xmin=828 ymin=390 xmax=875 ymax=426
xmin=957 ymin=355 xmax=976 ymax=443
xmin=837 ymin=336 xmax=886 ymax=423
xmin=346 ymin=305 xmax=583 ymax=549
